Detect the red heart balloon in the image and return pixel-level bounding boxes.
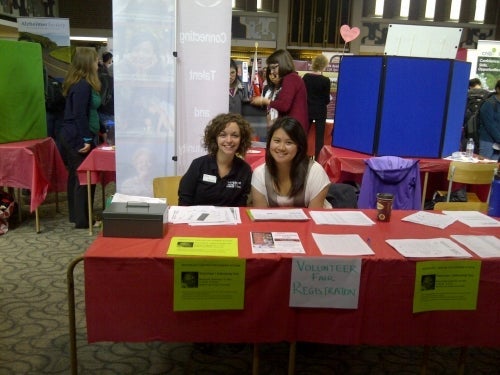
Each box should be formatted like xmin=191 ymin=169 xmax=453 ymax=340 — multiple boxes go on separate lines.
xmin=340 ymin=25 xmax=360 ymax=43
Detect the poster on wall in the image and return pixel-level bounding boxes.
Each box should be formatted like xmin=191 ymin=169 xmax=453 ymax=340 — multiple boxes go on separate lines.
xmin=17 ymin=17 xmax=71 ymax=79
xmin=476 ymin=40 xmax=500 ymax=91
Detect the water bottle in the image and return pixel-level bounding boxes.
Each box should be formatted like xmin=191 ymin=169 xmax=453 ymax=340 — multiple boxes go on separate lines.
xmin=105 ymin=120 xmax=115 ymax=146
xmin=465 ymin=138 xmax=474 ymax=159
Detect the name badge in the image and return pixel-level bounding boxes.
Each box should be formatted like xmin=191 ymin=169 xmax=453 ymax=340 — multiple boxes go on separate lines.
xmin=203 ymin=174 xmax=217 ymax=183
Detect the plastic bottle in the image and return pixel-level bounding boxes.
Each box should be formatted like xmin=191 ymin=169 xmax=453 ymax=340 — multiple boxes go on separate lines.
xmin=465 ymin=138 xmax=474 ymax=159
xmin=105 ymin=120 xmax=115 ymax=146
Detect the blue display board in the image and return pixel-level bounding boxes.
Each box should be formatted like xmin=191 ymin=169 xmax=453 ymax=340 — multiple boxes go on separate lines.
xmin=333 ymin=56 xmax=383 ymax=154
xmin=333 ymin=56 xmax=471 ymax=158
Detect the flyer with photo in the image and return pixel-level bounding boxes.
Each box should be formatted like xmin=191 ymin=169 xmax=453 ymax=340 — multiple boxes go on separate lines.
xmin=250 ymin=232 xmax=305 ymax=254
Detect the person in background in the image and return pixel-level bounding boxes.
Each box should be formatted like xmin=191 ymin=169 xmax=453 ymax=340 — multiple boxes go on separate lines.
xmin=59 ymin=47 xmax=101 ymax=229
xmin=262 ymin=65 xmax=281 ymax=130
xmin=98 ymin=51 xmax=114 ymax=142
xmin=302 ymin=54 xmax=331 ymax=160
xmin=251 ymin=116 xmax=331 ymax=208
xmin=478 ymin=79 xmax=500 ymax=161
xmin=228 ymin=59 xmax=248 ymax=115
xmin=178 ymin=113 xmax=253 ymax=206
xmin=251 ymin=49 xmax=309 ymax=134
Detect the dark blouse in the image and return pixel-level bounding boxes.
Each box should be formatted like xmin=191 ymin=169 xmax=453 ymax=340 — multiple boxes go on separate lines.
xmin=178 ymin=154 xmax=252 ymax=206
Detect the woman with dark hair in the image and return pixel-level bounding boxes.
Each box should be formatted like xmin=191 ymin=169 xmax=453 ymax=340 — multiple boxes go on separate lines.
xmin=179 ymin=113 xmax=253 ymax=206
xmin=59 ymin=47 xmax=101 ymax=228
xmin=251 ymin=117 xmax=330 ymax=208
xmin=251 ymin=49 xmax=309 ymax=134
xmin=229 ymin=59 xmax=249 ymax=114
xmin=262 ymin=64 xmax=282 ymax=129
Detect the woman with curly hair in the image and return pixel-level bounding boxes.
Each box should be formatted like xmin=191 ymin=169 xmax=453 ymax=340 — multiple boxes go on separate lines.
xmin=251 ymin=116 xmax=331 ymax=208
xmin=178 ymin=113 xmax=253 ymax=206
xmin=59 ymin=47 xmax=101 ymax=228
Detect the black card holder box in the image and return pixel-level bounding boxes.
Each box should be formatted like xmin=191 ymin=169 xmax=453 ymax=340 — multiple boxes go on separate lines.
xmin=102 ymin=202 xmax=167 ymax=238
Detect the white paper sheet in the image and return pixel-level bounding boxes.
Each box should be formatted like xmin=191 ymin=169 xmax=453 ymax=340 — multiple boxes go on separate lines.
xmin=442 ymin=211 xmax=500 ymax=227
xmin=312 ymin=233 xmax=375 ymax=256
xmin=386 ymin=238 xmax=472 ymax=258
xmin=451 ymin=235 xmax=500 ymax=258
xmin=309 ymin=211 xmax=375 ymax=225
xmin=111 ymin=192 xmax=166 ymax=204
xmin=402 ymin=211 xmax=457 ymax=229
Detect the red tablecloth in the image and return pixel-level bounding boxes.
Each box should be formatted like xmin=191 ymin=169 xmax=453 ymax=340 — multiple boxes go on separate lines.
xmin=245 ymin=147 xmax=265 ymax=170
xmin=77 ymin=146 xmax=116 ymax=186
xmin=0 ymin=137 xmax=67 ymax=212
xmin=317 ymin=146 xmax=450 ymax=183
xmin=84 ymin=208 xmax=500 ymax=346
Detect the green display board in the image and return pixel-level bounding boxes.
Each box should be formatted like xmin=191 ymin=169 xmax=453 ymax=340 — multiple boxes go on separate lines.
xmin=0 ymin=40 xmax=47 ymax=143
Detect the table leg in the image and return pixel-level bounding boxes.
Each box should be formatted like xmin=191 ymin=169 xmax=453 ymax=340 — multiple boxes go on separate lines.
xmin=288 ymin=341 xmax=296 ymax=375
xmin=252 ymin=343 xmax=259 ymax=375
xmin=67 ymin=256 xmax=84 ymax=375
xmin=35 ymin=208 xmax=40 ymax=233
xmin=420 ymin=346 xmax=430 ymax=375
xmin=55 ymin=192 xmax=60 ymax=213
xmin=457 ymin=347 xmax=467 ymax=375
xmin=16 ymin=188 xmax=22 ymax=223
xmin=87 ymin=171 xmax=92 ymax=235
xmin=421 ymin=172 xmax=429 ymax=210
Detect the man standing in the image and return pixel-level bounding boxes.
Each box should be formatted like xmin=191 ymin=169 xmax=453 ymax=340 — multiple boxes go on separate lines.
xmin=98 ymin=52 xmax=114 ymax=138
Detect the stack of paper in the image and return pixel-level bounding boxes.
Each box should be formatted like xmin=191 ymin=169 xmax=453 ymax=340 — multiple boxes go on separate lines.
xmin=247 ymin=208 xmax=309 ymax=221
xmin=168 ymin=206 xmax=241 ymax=225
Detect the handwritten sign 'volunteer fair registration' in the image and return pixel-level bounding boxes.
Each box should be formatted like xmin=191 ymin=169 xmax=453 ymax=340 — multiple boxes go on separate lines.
xmin=289 ymin=258 xmax=362 ymax=308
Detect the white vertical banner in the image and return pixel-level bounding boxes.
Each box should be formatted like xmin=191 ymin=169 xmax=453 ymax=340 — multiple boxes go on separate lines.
xmin=176 ymin=0 xmax=232 ymax=175
xmin=113 ymin=1 xmax=177 ymax=196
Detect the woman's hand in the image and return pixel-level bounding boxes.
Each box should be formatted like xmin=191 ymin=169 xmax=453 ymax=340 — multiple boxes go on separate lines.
xmin=251 ymin=96 xmax=268 ymax=107
xmin=250 ymin=187 xmax=269 ymax=207
xmin=78 ymin=143 xmax=91 ymax=154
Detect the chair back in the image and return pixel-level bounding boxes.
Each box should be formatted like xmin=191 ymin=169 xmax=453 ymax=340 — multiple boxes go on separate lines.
xmin=434 ymin=201 xmax=488 ymax=213
xmin=153 ymin=176 xmax=182 ymax=206
xmin=446 ymin=161 xmax=498 ymax=204
xmin=448 ymin=161 xmax=498 ymax=185
xmin=358 ymin=156 xmax=421 ymax=210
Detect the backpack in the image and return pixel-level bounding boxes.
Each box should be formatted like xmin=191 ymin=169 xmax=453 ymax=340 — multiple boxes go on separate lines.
xmin=461 ymin=89 xmax=492 ymax=153
xmin=45 ymin=74 xmax=65 ymax=113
